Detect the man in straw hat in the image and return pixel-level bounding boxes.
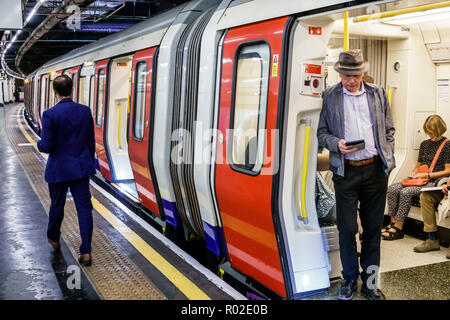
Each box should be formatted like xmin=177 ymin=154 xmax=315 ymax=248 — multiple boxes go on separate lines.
xmin=318 ymin=49 xmax=395 ymax=300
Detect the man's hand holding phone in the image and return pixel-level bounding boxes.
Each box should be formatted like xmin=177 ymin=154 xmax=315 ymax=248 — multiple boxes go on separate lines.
xmin=338 ymin=139 xmax=363 ymax=155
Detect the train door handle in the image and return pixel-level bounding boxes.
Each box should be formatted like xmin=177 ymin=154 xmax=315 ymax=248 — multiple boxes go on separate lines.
xmin=145 ymin=120 xmax=149 ymax=128
xmin=218 ymin=131 xmax=224 ymax=144
xmin=297 ymin=118 xmax=311 ymax=224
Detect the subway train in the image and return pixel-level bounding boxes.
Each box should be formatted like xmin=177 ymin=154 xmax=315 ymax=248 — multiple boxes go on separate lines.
xmin=23 ymin=0 xmax=450 ymax=299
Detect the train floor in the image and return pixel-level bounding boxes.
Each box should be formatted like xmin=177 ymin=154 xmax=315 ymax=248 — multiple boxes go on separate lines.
xmin=0 ymin=103 xmax=448 ymax=300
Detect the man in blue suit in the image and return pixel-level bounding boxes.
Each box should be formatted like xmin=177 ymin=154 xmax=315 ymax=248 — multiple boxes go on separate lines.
xmin=38 ymin=75 xmax=96 ymax=266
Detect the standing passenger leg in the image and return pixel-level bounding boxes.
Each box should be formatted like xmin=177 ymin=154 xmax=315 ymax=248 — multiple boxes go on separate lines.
xmin=69 ymin=178 xmax=93 ymax=256
xmin=47 ymin=182 xmax=69 ymax=245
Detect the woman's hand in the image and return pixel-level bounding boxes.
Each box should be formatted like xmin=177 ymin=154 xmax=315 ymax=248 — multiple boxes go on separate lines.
xmin=412 ymin=172 xmax=428 ymax=179
xmin=443 ymin=185 xmax=448 ymax=196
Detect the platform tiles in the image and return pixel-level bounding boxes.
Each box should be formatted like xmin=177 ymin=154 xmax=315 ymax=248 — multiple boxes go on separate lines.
xmin=2 ymin=104 xmax=244 ymax=300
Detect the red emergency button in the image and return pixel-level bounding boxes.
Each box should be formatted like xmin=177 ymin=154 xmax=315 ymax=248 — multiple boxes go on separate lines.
xmin=313 ymin=79 xmax=320 ymax=88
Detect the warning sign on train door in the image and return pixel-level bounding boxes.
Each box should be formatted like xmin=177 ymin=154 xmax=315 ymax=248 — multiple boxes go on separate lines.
xmin=272 ymin=54 xmax=279 ymax=77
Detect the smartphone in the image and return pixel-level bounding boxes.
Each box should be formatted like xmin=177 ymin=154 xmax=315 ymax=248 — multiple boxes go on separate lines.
xmin=345 ymin=139 xmax=365 ymax=150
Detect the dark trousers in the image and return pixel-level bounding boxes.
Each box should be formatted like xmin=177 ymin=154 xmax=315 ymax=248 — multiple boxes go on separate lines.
xmin=332 ymin=160 xmax=388 ymax=285
xmin=47 ymin=178 xmax=93 ymax=254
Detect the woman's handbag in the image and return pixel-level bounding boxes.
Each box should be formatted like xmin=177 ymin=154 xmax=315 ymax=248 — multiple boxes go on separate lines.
xmin=402 ymin=139 xmax=448 ymax=187
xmin=438 ymin=195 xmax=450 ymax=223
xmin=315 ymin=172 xmax=335 ymax=219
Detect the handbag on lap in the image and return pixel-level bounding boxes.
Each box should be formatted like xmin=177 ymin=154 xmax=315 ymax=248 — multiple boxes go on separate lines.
xmin=438 ymin=196 xmax=450 ymax=223
xmin=402 ymin=139 xmax=448 ymax=187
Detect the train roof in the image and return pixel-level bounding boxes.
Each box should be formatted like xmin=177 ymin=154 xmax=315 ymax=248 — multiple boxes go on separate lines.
xmin=31 ymin=0 xmax=389 ymax=78
xmin=34 ymin=2 xmax=190 ymax=77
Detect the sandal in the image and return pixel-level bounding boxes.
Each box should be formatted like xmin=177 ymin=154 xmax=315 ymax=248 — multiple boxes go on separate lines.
xmin=381 ymin=222 xmax=395 ymax=234
xmin=382 ymin=226 xmax=404 ymax=241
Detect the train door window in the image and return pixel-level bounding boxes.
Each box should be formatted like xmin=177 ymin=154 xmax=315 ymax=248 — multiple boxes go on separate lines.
xmin=133 ymin=61 xmax=147 ymax=141
xmin=96 ymin=69 xmax=105 ymax=127
xmin=89 ymin=75 xmax=95 ymax=115
xmin=79 ymin=76 xmax=88 ymax=106
xmin=230 ymin=42 xmax=270 ymax=174
xmin=40 ymin=76 xmax=46 ymax=117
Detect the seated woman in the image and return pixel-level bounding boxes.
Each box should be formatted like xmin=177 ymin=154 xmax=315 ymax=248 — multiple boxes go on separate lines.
xmin=382 ymin=115 xmax=450 ymax=240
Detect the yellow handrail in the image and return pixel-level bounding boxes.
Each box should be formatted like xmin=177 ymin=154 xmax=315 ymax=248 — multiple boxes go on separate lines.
xmin=300 ymin=119 xmax=311 ymax=224
xmin=118 ymin=103 xmax=122 ymax=149
xmin=353 ymin=1 xmax=450 ymax=23
xmin=344 ymin=11 xmax=349 ymax=51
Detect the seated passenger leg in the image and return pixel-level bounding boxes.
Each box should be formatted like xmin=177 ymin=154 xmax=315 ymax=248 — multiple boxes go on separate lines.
xmin=414 ymin=191 xmax=443 ymax=253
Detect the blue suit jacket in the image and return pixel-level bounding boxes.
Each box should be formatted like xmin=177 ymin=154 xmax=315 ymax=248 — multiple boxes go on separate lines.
xmin=37 ymin=98 xmax=96 ymax=183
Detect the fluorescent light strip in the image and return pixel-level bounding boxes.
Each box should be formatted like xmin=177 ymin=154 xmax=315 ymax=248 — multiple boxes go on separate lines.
xmin=1 ymin=0 xmax=47 ymax=79
xmin=382 ymin=6 xmax=450 ymax=25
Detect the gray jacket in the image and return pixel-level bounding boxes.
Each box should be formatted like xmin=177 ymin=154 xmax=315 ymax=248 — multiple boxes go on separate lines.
xmin=317 ymin=81 xmax=395 ymax=177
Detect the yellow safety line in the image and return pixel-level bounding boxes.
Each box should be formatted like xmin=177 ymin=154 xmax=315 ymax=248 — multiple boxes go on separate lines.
xmin=15 ymin=107 xmax=211 ymax=300
xmin=91 ymin=198 xmax=210 ymax=300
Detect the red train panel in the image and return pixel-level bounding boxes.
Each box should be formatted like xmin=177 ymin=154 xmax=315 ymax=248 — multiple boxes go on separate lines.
xmin=215 ymin=16 xmax=289 ymax=297
xmin=128 ymin=47 xmax=162 ymax=217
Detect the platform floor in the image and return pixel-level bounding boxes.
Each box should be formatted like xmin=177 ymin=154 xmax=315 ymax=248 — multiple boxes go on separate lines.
xmin=0 ymin=104 xmax=244 ymax=300
xmin=1 ymin=103 xmax=449 ymax=300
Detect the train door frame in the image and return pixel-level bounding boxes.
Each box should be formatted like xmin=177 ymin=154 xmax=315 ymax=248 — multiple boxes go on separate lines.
xmin=69 ymin=66 xmax=80 ymax=102
xmin=93 ymin=59 xmax=113 ymax=181
xmin=37 ymin=74 xmax=49 ymax=129
xmin=128 ymin=47 xmax=165 ymax=219
xmin=103 ymin=54 xmax=137 ymax=195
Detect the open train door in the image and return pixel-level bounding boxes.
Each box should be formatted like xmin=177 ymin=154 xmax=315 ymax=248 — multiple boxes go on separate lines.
xmin=93 ymin=59 xmax=113 ymax=181
xmin=215 ymin=16 xmax=335 ymax=298
xmin=69 ymin=66 xmax=80 ymax=102
xmin=215 ymin=16 xmax=291 ymax=298
xmin=128 ymin=47 xmax=165 ymax=219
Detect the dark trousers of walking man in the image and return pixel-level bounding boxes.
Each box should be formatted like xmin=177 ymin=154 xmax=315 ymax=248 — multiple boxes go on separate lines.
xmin=47 ymin=178 xmax=93 ymax=255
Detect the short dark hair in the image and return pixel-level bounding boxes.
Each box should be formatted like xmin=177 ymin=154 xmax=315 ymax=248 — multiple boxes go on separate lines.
xmin=53 ymin=75 xmax=73 ymax=97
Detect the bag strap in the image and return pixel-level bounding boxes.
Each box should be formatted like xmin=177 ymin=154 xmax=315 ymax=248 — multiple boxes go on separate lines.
xmin=429 ymin=138 xmax=449 ymax=172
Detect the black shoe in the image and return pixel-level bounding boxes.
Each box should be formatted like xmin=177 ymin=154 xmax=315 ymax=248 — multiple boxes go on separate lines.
xmin=78 ymin=254 xmax=92 ymax=267
xmin=361 ymin=284 xmax=386 ymax=300
xmin=338 ymin=279 xmax=358 ymax=300
xmin=47 ymin=238 xmax=61 ymax=251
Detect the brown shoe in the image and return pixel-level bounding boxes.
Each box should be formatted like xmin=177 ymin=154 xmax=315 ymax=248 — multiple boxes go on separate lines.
xmin=47 ymin=238 xmax=61 ymax=250
xmin=413 ymin=239 xmax=440 ymax=253
xmin=78 ymin=254 xmax=92 ymax=267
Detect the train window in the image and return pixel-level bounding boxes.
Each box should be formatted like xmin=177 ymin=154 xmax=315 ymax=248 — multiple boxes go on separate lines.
xmin=72 ymin=73 xmax=77 ymax=101
xmin=96 ymin=69 xmax=105 ymax=127
xmin=230 ymin=43 xmax=270 ymax=174
xmin=79 ymin=76 xmax=88 ymax=106
xmin=49 ymin=80 xmax=55 ymax=107
xmin=133 ymin=61 xmax=147 ymax=141
xmin=89 ymin=75 xmax=95 ymax=116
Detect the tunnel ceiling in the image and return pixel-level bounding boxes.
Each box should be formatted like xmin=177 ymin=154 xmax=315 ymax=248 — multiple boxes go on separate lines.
xmin=2 ymin=0 xmax=190 ymax=76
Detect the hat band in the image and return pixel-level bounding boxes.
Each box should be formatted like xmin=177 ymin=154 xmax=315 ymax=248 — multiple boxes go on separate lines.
xmin=336 ymin=63 xmax=365 ymax=69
